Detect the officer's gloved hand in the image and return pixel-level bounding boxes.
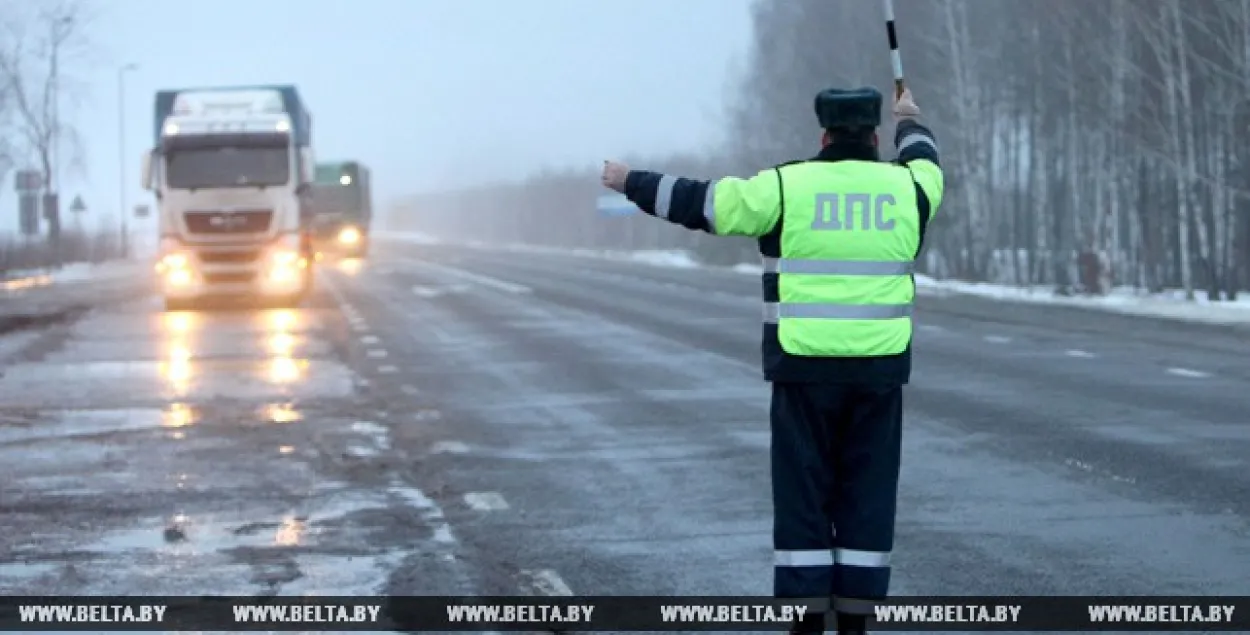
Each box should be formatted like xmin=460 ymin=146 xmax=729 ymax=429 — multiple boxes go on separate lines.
xmin=893 ymin=88 xmax=920 ymax=121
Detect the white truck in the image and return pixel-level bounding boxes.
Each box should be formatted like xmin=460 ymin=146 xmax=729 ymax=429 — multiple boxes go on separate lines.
xmin=141 ymin=85 xmax=316 ymax=310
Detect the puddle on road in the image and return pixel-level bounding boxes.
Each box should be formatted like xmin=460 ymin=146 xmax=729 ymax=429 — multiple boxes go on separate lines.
xmin=27 ymin=486 xmax=446 ymax=595
xmin=0 ymin=359 xmax=356 ymax=407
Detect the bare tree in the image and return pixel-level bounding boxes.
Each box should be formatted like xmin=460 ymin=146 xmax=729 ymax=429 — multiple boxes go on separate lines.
xmin=391 ymin=0 xmax=1250 ymax=301
xmin=0 ymin=0 xmax=90 ymax=260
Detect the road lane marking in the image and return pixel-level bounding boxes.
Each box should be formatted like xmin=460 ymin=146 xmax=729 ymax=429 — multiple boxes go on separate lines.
xmin=983 ymin=335 xmax=1011 ymax=344
xmin=431 ymin=441 xmax=469 ymax=454
xmin=521 ymin=569 xmax=574 ymax=596
xmin=390 ymin=480 xmax=457 ymax=546
xmin=417 ymin=261 xmax=531 ymax=294
xmin=360 ymin=335 xmax=380 ymax=344
xmin=1065 ymin=349 xmax=1095 ymax=358
xmin=463 ymin=492 xmax=509 ymax=511
xmin=367 ymin=349 xmax=388 ymax=358
xmin=378 ymin=365 xmax=398 ymax=374
xmin=352 ymin=323 xmax=370 ymax=332
xmin=400 ymin=384 xmax=419 ymax=395
xmin=917 ymin=324 xmax=945 ymax=332
xmin=1166 ymin=367 xmax=1210 ymax=378
xmin=412 ymin=285 xmax=444 ymax=298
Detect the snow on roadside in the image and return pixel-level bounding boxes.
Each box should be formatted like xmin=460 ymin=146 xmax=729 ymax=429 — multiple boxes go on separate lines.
xmin=377 ymin=233 xmax=1250 ymax=326
xmin=1 ymin=260 xmax=145 ymax=293
xmin=913 ymin=273 xmax=1250 ymax=325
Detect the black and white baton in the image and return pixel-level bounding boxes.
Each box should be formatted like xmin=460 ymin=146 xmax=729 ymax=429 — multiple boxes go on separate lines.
xmin=883 ymin=0 xmax=905 ymax=99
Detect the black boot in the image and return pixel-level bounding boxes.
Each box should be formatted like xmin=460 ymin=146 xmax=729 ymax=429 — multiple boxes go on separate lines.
xmin=834 ymin=612 xmax=867 ymax=635
xmin=790 ymin=612 xmax=826 ymax=634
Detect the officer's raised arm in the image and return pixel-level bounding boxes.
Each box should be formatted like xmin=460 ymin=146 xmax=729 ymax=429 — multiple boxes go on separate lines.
xmin=891 ymin=89 xmax=944 ymax=214
xmin=600 ymin=161 xmax=782 ymax=238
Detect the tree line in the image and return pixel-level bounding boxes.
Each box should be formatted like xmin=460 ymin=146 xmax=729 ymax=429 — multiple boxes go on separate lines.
xmin=0 ymin=0 xmax=115 ymax=275
xmin=394 ymin=0 xmax=1250 ymax=301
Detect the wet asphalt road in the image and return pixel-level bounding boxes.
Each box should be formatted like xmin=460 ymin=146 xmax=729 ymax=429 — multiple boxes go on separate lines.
xmin=1 ymin=239 xmax=1248 ymax=614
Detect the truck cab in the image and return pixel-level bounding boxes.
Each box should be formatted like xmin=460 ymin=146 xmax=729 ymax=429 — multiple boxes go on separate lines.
xmin=309 ymin=161 xmax=373 ymax=259
xmin=141 ymin=86 xmax=316 ymax=310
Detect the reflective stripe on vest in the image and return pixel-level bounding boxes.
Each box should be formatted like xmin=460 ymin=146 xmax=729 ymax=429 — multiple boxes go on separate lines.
xmin=761 ymin=258 xmax=915 ymax=323
xmin=761 ymin=257 xmax=914 ymax=276
xmin=763 ymin=302 xmax=913 ymax=323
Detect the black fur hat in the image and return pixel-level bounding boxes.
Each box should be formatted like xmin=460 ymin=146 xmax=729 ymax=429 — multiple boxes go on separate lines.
xmin=815 ymin=87 xmax=883 ymax=129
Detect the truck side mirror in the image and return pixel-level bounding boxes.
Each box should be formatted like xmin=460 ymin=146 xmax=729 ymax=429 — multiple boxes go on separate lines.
xmin=141 ymin=150 xmax=153 ymax=191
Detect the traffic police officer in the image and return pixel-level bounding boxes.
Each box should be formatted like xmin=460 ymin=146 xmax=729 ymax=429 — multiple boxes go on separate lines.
xmin=600 ymin=87 xmax=942 ymax=634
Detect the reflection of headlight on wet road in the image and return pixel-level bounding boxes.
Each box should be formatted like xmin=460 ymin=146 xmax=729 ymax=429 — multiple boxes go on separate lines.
xmin=165 ymin=312 xmax=194 ymax=333
xmin=267 ymin=357 xmax=304 ymax=384
xmin=268 ymin=332 xmax=295 ymax=357
xmin=163 ymin=402 xmax=194 ymax=428
xmin=268 ymin=310 xmax=297 ymax=331
xmin=164 ymin=359 xmax=192 ymax=387
xmin=263 ymin=402 xmax=302 ymax=423
xmin=337 ymin=258 xmax=363 ymax=275
xmin=170 ymin=343 xmax=192 ymax=362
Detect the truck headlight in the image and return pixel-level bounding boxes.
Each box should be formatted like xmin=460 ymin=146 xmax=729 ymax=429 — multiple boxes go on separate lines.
xmin=167 ymin=268 xmax=193 ymax=286
xmin=157 ymin=251 xmax=191 ymax=274
xmin=337 ymin=226 xmax=360 ymax=245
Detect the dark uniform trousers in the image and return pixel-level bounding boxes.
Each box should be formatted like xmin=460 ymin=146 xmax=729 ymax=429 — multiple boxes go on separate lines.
xmin=770 ymin=381 xmax=903 ymax=614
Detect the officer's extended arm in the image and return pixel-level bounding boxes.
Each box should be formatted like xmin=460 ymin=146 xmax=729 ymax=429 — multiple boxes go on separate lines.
xmin=623 ymin=169 xmax=782 ymax=237
xmin=894 ymin=120 xmax=944 ymax=214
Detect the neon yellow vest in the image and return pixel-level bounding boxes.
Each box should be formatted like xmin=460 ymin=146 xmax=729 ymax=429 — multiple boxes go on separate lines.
xmin=768 ymin=161 xmax=921 ymax=357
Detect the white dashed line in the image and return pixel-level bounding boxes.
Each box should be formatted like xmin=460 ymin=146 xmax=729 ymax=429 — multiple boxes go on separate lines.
xmin=360 ymin=335 xmax=380 ymax=344
xmin=463 ymin=492 xmax=509 ymax=511
xmin=1166 ymin=367 xmax=1211 ymax=379
xmin=352 ymin=323 xmax=370 ymax=332
xmin=917 ymin=324 xmax=945 ymax=332
xmin=431 ymin=441 xmax=469 ymax=454
xmin=1065 ymin=349 xmax=1095 ymax=358
xmin=412 ymin=285 xmax=444 ymax=298
xmin=378 ymin=365 xmax=398 ymax=374
xmin=390 ymin=480 xmax=457 ymax=545
xmin=367 ymin=349 xmax=389 ymax=359
xmin=520 ymin=569 xmax=574 ymax=596
xmin=983 ymin=335 xmax=1012 ymax=344
xmin=418 ymin=261 xmax=532 ymax=294
xmin=400 ymin=384 xmax=420 ymax=395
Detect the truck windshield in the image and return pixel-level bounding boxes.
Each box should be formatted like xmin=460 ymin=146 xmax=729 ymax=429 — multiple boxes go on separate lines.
xmin=165 ymin=146 xmax=290 ymax=189
xmin=310 ymin=184 xmax=362 ymax=216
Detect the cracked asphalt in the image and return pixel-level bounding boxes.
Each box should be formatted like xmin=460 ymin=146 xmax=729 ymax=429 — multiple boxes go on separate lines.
xmin=1 ymin=238 xmax=1248 ymax=631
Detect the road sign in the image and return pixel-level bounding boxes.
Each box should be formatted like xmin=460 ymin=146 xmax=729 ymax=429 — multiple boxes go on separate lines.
xmin=597 ymin=193 xmax=638 ymax=216
xmin=18 ymin=194 xmax=39 ymax=235
xmin=14 ymin=170 xmax=42 ymax=193
xmin=69 ymin=195 xmax=86 ymax=213
xmin=134 ymin=204 xmax=150 ymax=218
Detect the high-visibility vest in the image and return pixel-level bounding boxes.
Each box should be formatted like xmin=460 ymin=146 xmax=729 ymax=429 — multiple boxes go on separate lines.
xmin=766 ymin=160 xmax=922 ymax=357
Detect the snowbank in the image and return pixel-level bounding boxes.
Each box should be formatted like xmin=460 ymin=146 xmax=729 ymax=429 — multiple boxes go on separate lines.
xmin=913 ymin=274 xmax=1250 ymax=325
xmin=1 ymin=260 xmax=144 ymax=293
xmin=377 ymin=233 xmax=1250 ymax=326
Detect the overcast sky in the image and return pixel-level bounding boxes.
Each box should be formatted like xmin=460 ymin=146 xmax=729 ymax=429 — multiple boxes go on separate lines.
xmin=2 ymin=0 xmax=755 ymax=235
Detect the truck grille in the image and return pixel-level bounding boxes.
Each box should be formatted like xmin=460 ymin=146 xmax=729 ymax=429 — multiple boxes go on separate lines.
xmin=198 ymin=250 xmax=262 ymax=264
xmin=184 ymin=210 xmax=273 ymax=234
xmin=204 ymin=271 xmax=256 ymax=284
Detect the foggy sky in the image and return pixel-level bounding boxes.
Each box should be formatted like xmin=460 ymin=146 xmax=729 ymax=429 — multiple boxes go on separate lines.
xmin=2 ymin=0 xmax=754 ymax=234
